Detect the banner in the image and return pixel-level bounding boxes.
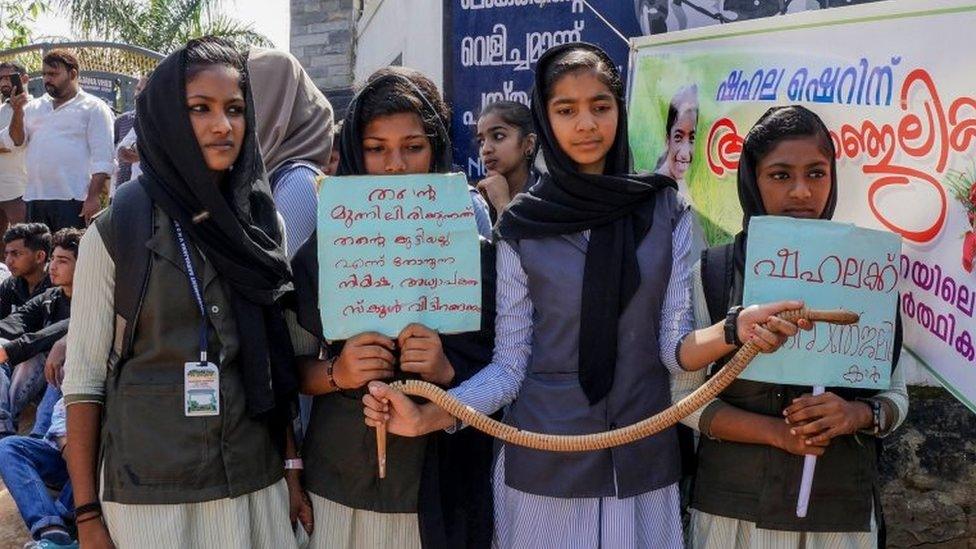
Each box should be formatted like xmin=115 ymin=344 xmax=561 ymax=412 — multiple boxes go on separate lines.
xmin=628 ymin=0 xmax=976 ymax=411
xmin=444 ymin=1 xmax=884 ymax=181
xmin=742 ymin=217 xmax=901 ymax=388
xmin=317 ymin=173 xmax=482 ymax=340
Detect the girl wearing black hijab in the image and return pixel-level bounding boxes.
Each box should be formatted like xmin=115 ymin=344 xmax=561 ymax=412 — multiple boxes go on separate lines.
xmin=683 ymin=106 xmax=908 ymax=548
xmin=288 ymin=67 xmax=496 ymax=548
xmin=367 ymin=43 xmax=803 ymax=548
xmin=62 ymin=37 xmax=304 ymax=547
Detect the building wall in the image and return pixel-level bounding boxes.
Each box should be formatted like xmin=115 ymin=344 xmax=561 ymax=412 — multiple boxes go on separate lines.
xmin=290 ymin=0 xmax=358 ymax=116
xmin=353 ymin=0 xmax=443 ymax=89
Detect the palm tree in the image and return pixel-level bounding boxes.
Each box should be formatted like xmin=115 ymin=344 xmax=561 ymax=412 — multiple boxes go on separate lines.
xmin=55 ymin=0 xmax=273 ymax=53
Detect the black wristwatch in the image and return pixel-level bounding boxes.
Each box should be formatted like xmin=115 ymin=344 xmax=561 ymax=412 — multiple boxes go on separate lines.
xmin=724 ymin=306 xmax=744 ymax=347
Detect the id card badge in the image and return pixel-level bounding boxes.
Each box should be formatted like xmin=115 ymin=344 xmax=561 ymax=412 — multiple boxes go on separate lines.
xmin=185 ymin=362 xmax=220 ymax=417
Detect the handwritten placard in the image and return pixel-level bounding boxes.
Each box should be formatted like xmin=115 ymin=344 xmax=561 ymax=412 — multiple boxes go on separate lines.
xmin=741 ymin=217 xmax=901 ymax=388
xmin=317 ymin=173 xmax=482 ymax=340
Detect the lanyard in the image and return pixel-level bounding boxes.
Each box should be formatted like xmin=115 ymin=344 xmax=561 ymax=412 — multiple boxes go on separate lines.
xmin=172 ymin=220 xmax=209 ymax=364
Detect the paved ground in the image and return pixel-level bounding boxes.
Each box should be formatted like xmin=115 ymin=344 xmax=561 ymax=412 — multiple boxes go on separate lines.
xmin=0 ymin=405 xmax=41 ymax=548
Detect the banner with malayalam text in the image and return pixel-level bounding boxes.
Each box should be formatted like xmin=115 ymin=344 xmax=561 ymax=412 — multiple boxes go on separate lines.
xmin=628 ymin=0 xmax=976 ymax=411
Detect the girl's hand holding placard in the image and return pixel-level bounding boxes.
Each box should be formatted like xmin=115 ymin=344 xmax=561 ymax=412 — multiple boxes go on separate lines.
xmin=333 ymin=332 xmax=397 ymax=390
xmin=398 ymin=323 xmax=455 ymax=386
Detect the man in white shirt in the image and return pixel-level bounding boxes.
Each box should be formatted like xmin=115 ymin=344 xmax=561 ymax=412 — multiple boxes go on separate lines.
xmin=0 ymin=63 xmax=29 ymax=230
xmin=4 ymin=49 xmax=114 ymax=231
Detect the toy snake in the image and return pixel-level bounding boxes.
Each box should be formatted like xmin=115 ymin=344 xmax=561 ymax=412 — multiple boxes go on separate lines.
xmin=376 ymin=307 xmax=858 ymax=477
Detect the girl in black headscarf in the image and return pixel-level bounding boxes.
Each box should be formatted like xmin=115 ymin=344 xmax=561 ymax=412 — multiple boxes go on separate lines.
xmin=367 ymin=43 xmax=804 ymax=548
xmin=288 ymin=66 xmax=496 ymax=548
xmin=684 ymin=106 xmax=908 ymax=548
xmin=62 ymin=37 xmax=305 ymax=547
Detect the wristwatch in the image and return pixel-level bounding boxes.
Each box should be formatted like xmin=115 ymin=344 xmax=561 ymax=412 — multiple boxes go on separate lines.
xmin=724 ymin=306 xmax=744 ymax=346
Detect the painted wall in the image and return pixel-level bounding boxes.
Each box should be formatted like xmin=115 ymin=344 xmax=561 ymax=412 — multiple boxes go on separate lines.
xmin=354 ymin=0 xmax=444 ymax=89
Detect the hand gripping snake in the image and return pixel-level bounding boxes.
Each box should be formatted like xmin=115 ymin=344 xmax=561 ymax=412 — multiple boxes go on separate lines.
xmin=375 ymin=307 xmax=859 ymax=478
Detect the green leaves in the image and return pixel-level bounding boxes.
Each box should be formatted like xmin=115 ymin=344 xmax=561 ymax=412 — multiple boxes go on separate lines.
xmin=0 ymin=0 xmax=50 ymax=50
xmin=53 ymin=0 xmax=273 ymax=53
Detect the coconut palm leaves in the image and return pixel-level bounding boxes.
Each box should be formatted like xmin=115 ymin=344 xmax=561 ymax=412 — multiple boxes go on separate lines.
xmin=55 ymin=0 xmax=272 ymax=53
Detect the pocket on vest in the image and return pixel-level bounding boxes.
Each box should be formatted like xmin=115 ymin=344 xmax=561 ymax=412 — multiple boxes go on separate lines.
xmin=118 ymin=383 xmax=213 ymax=485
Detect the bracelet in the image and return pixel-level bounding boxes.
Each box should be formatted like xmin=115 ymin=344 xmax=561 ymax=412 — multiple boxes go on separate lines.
xmin=856 ymin=398 xmax=881 ymax=435
xmin=76 ymin=512 xmax=103 ymax=525
xmin=326 ymin=356 xmax=341 ymax=391
xmin=75 ymin=502 xmax=102 ymax=517
xmin=285 ymin=458 xmax=304 ymax=470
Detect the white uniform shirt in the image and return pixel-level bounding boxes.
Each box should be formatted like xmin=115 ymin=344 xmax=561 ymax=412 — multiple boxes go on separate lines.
xmin=0 ymin=101 xmax=28 ymax=201
xmin=1 ymin=90 xmax=115 ymax=201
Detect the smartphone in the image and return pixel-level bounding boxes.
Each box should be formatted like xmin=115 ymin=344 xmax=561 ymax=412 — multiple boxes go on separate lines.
xmin=11 ymin=73 xmax=23 ymax=96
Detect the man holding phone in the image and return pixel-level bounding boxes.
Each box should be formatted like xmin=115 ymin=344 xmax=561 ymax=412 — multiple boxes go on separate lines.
xmin=0 ymin=62 xmax=29 ymax=232
xmin=3 ymin=50 xmax=114 ymax=232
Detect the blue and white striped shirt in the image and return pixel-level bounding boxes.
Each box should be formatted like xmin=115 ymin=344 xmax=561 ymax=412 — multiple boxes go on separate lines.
xmin=271 ymin=162 xmax=321 ymax=260
xmin=449 ymin=209 xmax=695 ymax=415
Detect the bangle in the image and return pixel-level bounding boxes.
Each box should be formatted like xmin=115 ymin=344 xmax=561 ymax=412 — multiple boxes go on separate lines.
xmin=76 ymin=512 xmax=102 ymax=525
xmin=75 ymin=502 xmax=102 ymax=517
xmin=285 ymin=458 xmax=304 ymax=470
xmin=326 ymin=356 xmax=341 ymax=390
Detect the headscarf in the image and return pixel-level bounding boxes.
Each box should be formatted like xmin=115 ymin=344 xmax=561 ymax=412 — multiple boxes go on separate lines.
xmin=725 ymin=105 xmax=900 ymax=394
xmin=729 ymin=105 xmax=838 ymax=305
xmin=248 ymin=47 xmax=334 ymax=175
xmin=292 ymin=69 xmax=454 ymax=338
xmin=136 ymin=39 xmax=297 ymax=419
xmin=496 ymin=42 xmax=677 ymax=404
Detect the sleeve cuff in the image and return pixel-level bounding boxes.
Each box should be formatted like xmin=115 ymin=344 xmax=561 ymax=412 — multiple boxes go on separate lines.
xmin=3 ymin=341 xmax=24 ymax=365
xmin=698 ymin=399 xmax=729 ymax=438
xmin=874 ymin=396 xmax=900 ymax=438
xmin=64 ymin=394 xmax=104 ymax=405
xmin=91 ymin=162 xmax=116 ymax=176
xmin=0 ymin=131 xmax=21 ymax=150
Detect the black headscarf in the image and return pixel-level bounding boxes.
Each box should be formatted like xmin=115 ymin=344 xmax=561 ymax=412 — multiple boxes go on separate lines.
xmin=725 ymin=104 xmax=900 ymax=394
xmin=292 ymin=69 xmax=455 ymax=338
xmin=136 ymin=40 xmax=297 ymax=419
xmin=729 ymin=105 xmax=838 ymax=306
xmin=496 ymin=43 xmax=676 ymax=404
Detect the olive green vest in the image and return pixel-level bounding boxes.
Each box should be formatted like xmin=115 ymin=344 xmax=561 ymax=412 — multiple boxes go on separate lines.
xmin=96 ymin=206 xmax=283 ymax=504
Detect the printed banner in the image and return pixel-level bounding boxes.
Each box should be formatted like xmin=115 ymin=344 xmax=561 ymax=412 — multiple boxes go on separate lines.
xmin=444 ymin=0 xmax=884 ymax=181
xmin=317 ymin=173 xmax=482 ymax=340
xmin=628 ymin=0 xmax=976 ymax=410
xmin=742 ymin=217 xmax=901 ymax=388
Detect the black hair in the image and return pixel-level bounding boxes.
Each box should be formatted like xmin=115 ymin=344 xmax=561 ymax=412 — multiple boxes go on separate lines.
xmin=42 ymin=49 xmax=79 ymax=74
xmin=541 ymin=48 xmax=623 ymax=102
xmin=479 ymin=100 xmax=534 ymax=139
xmin=0 ymin=62 xmax=27 ymax=75
xmin=357 ymin=67 xmax=451 ymax=159
xmin=51 ymin=227 xmax=83 ymax=259
xmin=665 ymin=85 xmax=699 ymax=136
xmin=742 ymin=105 xmax=835 ymax=165
xmin=3 ymin=223 xmax=52 ymax=258
xmin=184 ymin=36 xmax=247 ymax=85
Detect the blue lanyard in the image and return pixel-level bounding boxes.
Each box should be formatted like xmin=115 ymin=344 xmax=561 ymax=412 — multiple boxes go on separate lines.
xmin=172 ymin=220 xmax=209 ymax=364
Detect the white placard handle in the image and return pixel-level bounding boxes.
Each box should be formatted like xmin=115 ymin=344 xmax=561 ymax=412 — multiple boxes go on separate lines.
xmin=796 ymin=385 xmax=825 ymax=518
